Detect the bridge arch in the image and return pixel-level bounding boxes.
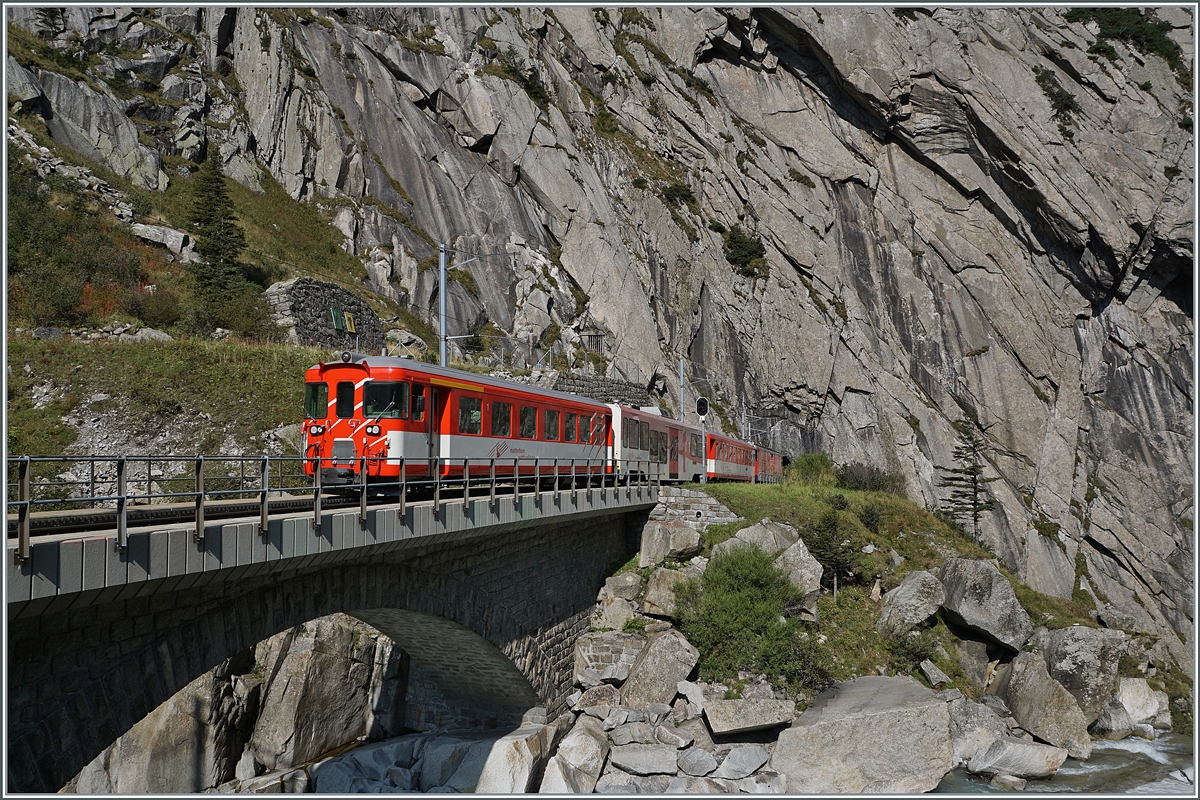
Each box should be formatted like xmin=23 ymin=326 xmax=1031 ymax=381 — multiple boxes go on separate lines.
xmin=8 ymin=512 xmax=633 ymax=792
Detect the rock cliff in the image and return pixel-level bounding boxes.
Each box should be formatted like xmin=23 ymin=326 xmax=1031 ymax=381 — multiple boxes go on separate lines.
xmin=6 ymin=7 xmax=1192 ymax=665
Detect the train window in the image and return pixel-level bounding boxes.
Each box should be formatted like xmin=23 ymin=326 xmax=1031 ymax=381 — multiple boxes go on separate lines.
xmin=304 ymin=383 xmax=328 ymax=419
xmin=639 ymin=422 xmax=650 ymax=450
xmin=564 ymin=413 xmax=576 ymax=442
xmin=412 ymin=385 xmax=425 ymax=421
xmin=690 ymin=434 xmax=702 ymax=459
xmin=649 ymin=430 xmax=659 ymax=461
xmin=335 ymin=382 xmax=355 ymax=418
xmin=365 ymin=382 xmax=408 ymax=418
xmin=458 ymin=396 xmax=482 ymax=434
xmin=545 ymin=410 xmax=560 ymax=440
xmin=491 ymin=401 xmax=512 ymax=437
xmin=520 ymin=406 xmax=537 ymax=439
xmin=578 ymin=415 xmax=590 ymax=443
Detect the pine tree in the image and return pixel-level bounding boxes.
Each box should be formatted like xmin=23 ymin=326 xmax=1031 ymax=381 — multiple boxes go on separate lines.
xmin=188 ymin=150 xmax=246 ymax=326
xmin=937 ymin=418 xmax=999 ymax=543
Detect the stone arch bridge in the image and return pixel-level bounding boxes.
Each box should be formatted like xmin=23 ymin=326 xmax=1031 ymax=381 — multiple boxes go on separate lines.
xmin=7 ymin=486 xmax=657 ymax=792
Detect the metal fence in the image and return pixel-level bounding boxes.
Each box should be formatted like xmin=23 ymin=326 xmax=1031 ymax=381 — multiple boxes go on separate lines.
xmin=7 ymin=455 xmax=660 ymax=562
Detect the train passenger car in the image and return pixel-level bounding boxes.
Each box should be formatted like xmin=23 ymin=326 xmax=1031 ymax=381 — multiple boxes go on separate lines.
xmin=705 ymin=431 xmax=756 ymax=482
xmin=755 ymin=446 xmax=785 ymax=483
xmin=303 ymin=353 xmax=610 ymax=486
xmin=609 ymin=406 xmax=706 ymax=482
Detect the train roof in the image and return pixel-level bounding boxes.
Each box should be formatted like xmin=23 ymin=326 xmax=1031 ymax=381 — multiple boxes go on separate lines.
xmin=312 ymin=352 xmax=612 ymax=410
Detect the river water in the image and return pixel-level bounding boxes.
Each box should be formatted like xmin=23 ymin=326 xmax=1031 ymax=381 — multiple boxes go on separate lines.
xmin=935 ymin=733 xmax=1194 ymax=793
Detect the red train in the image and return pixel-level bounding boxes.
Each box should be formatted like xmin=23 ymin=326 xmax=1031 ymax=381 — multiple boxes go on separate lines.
xmin=302 ymin=352 xmax=785 ymax=486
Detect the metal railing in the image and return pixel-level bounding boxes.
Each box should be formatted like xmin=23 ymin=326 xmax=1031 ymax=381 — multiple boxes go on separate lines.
xmin=7 ymin=455 xmax=664 ymax=562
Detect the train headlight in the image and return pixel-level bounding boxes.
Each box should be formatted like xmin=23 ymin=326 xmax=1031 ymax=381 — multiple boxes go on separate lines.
xmin=365 ymin=424 xmax=381 ymax=436
xmin=309 ymin=424 xmax=325 ymax=436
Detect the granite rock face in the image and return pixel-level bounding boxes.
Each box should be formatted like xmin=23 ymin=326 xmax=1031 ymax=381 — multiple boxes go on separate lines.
xmin=8 ymin=6 xmax=1193 ymax=668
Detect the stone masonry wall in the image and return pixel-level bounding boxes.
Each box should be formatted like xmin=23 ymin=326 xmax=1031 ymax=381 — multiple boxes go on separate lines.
xmin=649 ymin=486 xmax=743 ymax=531
xmin=264 ymin=277 xmax=385 ymax=353
xmin=552 ymin=374 xmax=653 ymax=408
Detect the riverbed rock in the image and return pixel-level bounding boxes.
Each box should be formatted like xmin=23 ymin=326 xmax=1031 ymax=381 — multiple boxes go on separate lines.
xmin=712 ymin=518 xmax=799 ymax=559
xmin=966 ymin=736 xmax=1069 ymax=779
xmin=711 ymin=745 xmax=769 ymax=780
xmin=948 ymin=697 xmax=1008 ymax=766
xmin=1089 ymin=699 xmax=1134 ymax=740
xmin=939 ymin=559 xmax=1033 ymax=651
xmin=639 ymin=520 xmax=703 ymax=568
xmin=769 ymin=676 xmax=953 ymax=793
xmin=998 ymin=652 xmax=1092 ymax=760
xmin=655 ymin=724 xmax=693 ymax=748
xmin=620 ymin=630 xmax=699 ymax=709
xmin=474 ymin=721 xmax=568 ymax=792
xmin=1043 ymin=626 xmax=1126 ymax=723
xmin=642 ymin=565 xmax=701 ymax=618
xmin=877 ymin=570 xmax=946 ymax=637
xmin=608 ymin=744 xmax=679 ymax=776
xmin=703 ymin=698 xmax=795 ymax=735
xmin=573 ymin=631 xmax=646 ymax=688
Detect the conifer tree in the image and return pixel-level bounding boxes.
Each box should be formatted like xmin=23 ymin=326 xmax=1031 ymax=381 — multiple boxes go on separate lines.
xmin=188 ymin=149 xmax=245 ymax=326
xmin=937 ymin=418 xmax=999 ymax=543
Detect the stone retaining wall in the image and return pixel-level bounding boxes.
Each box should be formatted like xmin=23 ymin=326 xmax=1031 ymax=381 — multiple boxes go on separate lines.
xmin=650 ymin=486 xmax=742 ymax=531
xmin=264 ymin=277 xmax=385 ymax=353
xmin=552 ymin=374 xmax=653 ymax=407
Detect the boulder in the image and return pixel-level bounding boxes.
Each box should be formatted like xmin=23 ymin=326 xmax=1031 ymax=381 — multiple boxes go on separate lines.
xmin=610 ymin=722 xmax=656 ymax=745
xmin=948 ymin=697 xmax=1008 ymax=766
xmin=1089 ymin=699 xmax=1134 ymax=740
xmin=538 ymin=756 xmax=590 ymax=793
xmin=664 ymin=775 xmax=736 ymax=793
xmin=1043 ymin=626 xmax=1126 ymax=723
xmin=641 ymin=566 xmax=700 ymax=618
xmin=677 ymin=746 xmax=718 ymax=776
xmin=703 ymin=699 xmax=795 ymax=736
xmin=1114 ymin=677 xmax=1161 ymax=725
xmin=1152 ymin=690 xmax=1172 ymax=731
xmin=676 ymin=717 xmax=715 ymax=752
xmin=574 ymin=683 xmax=621 ymax=711
xmin=474 ymin=722 xmax=568 ymax=792
xmin=999 ymin=652 xmax=1092 ymax=760
xmin=938 ymin=559 xmax=1032 ymax=651
xmin=966 ymin=736 xmax=1068 ymax=779
xmin=711 ymin=518 xmax=798 ymax=559
xmin=876 ymin=570 xmax=946 ymax=637
xmin=920 ymin=659 xmax=952 ymax=688
xmin=655 ymin=724 xmax=692 ymax=748
xmin=771 ymin=537 xmax=824 ymax=596
xmin=769 ymin=676 xmax=953 ymax=793
xmin=594 ymin=595 xmax=637 ymax=631
xmin=739 ymin=771 xmax=788 ymax=793
xmin=711 ymin=745 xmax=769 ymax=780
xmin=602 ymin=572 xmax=644 ymax=601
xmin=420 ymin=735 xmax=481 ymax=791
xmin=955 ymin=638 xmax=994 ymax=691
xmin=608 ymin=744 xmax=679 ymax=776
xmin=550 ymin=714 xmax=609 ymax=789
xmin=639 ymin=520 xmax=703 ymax=568
xmin=991 ymin=773 xmax=1028 ymax=790
xmin=593 ymin=764 xmax=637 ymax=794
xmin=573 ymin=632 xmax=646 ymax=688
xmin=620 ymin=630 xmax=699 ymax=709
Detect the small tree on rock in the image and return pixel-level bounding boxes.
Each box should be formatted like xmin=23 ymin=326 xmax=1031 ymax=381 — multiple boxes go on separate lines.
xmin=937 ymin=418 xmax=999 ymax=543
xmin=188 ymin=150 xmax=246 ymax=329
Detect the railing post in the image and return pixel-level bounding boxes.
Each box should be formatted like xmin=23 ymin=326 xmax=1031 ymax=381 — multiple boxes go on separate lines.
xmin=15 ymin=456 xmax=30 ymax=563
xmin=313 ymin=454 xmax=322 ymax=530
xmin=398 ymin=458 xmax=406 ymax=516
xmin=571 ymin=459 xmax=577 ymax=501
xmin=553 ymin=458 xmax=559 ymax=500
xmin=193 ymin=455 xmax=204 ymax=542
xmin=489 ymin=458 xmax=496 ymax=507
xmin=514 ymin=458 xmax=521 ymax=507
xmin=463 ymin=459 xmax=470 ymax=511
xmin=116 ymin=455 xmax=127 ymax=548
xmin=259 ymin=456 xmax=270 ymax=535
xmin=360 ymin=454 xmax=369 ymax=524
xmin=434 ymin=460 xmax=441 ymax=513
xmin=535 ymin=458 xmax=541 ymax=505
xmin=89 ymin=458 xmax=96 ymax=508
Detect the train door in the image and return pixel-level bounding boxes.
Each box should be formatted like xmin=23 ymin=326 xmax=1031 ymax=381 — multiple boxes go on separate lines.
xmin=668 ymin=428 xmax=680 ymax=480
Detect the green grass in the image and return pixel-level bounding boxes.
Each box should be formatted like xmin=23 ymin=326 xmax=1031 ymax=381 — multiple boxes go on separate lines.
xmin=7 ymin=336 xmax=327 ymax=458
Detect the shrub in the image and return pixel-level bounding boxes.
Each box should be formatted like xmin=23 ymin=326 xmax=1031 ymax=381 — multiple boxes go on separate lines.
xmin=787 ymin=452 xmax=835 ymax=486
xmin=828 ymin=493 xmax=848 ymax=510
xmin=661 ymin=182 xmax=695 ymax=206
xmin=836 ymin=461 xmax=906 ymax=494
xmin=859 ymin=502 xmax=883 ymax=534
xmin=1032 ymin=66 xmax=1082 ymax=122
xmin=622 ymin=617 xmax=648 ymax=633
xmin=886 ymin=629 xmax=937 ymax=673
xmin=675 ymin=545 xmax=830 ymax=692
xmin=723 ymin=224 xmax=768 ymax=278
xmin=805 ymin=509 xmax=863 ymax=589
xmin=631 ymin=177 xmax=648 ymax=190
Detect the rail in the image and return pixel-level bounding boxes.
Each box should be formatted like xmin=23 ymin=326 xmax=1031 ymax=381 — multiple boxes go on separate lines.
xmin=6 ymin=455 xmax=663 ymax=562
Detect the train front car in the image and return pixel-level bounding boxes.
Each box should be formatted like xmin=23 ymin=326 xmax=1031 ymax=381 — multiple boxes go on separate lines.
xmin=705 ymin=431 xmax=756 ymax=482
xmin=302 ymin=352 xmax=613 ymax=489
